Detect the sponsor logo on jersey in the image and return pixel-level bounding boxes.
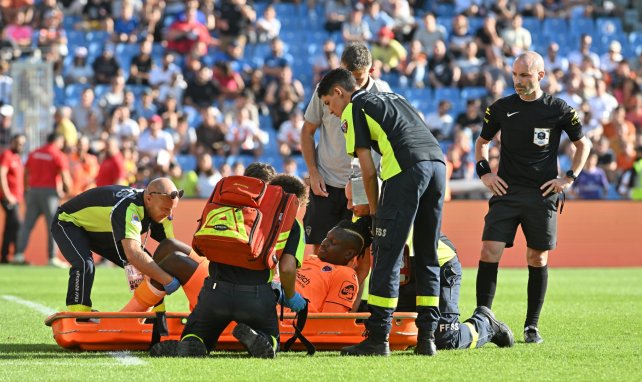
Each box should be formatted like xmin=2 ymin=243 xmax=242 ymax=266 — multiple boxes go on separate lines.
xmin=341 ymin=120 xmax=348 ymax=134
xmin=339 ymin=282 xmax=356 ymax=301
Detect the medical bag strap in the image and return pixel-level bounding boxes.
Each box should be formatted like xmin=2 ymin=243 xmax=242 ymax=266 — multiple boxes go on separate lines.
xmin=150 ymin=311 xmax=169 ymax=349
xmin=281 ymin=301 xmax=316 ymax=355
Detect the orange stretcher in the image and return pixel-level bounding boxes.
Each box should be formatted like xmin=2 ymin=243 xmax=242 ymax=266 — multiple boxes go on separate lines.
xmin=44 ymin=311 xmax=418 ymax=352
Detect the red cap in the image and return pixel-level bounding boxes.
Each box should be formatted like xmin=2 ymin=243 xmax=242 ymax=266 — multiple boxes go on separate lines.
xmin=378 ymin=27 xmax=394 ymax=39
xmin=149 ymin=115 xmax=162 ymax=124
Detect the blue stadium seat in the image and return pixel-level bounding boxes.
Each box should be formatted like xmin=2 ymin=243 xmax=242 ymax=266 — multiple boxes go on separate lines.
xmin=521 ymin=17 xmax=542 ymax=35
xmin=569 ymin=17 xmax=595 ymax=37
xmin=66 ymin=30 xmax=86 ymax=49
xmin=542 ymin=17 xmax=568 ymax=37
xmin=85 ymin=30 xmax=110 ymax=43
xmin=176 ymin=154 xmax=197 ymax=172
xmin=65 ymin=83 xmax=88 ymax=100
xmin=596 ymin=17 xmax=623 ymax=36
xmin=434 ymin=3 xmax=456 ymax=18
xmin=460 ymin=87 xmax=487 ymax=101
xmin=436 ymin=17 xmax=453 ymax=36
xmin=434 ymin=87 xmax=460 ymax=105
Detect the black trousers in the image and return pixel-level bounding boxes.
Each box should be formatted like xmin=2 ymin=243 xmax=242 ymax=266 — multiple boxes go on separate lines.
xmin=1 ymin=199 xmax=21 ymax=261
xmin=181 ymin=277 xmax=279 ymax=351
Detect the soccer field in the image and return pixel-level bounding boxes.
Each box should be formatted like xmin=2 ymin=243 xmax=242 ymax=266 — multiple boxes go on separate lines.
xmin=1 ymin=265 xmax=640 ymax=381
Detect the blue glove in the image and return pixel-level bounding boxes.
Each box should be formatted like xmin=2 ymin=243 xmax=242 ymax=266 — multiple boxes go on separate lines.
xmin=163 ymin=277 xmax=181 ymax=295
xmin=284 ymin=292 xmax=307 ymax=313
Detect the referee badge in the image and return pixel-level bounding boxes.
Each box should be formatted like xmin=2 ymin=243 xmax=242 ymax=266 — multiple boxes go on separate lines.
xmin=341 ymin=120 xmax=348 ymax=134
xmin=533 ymin=128 xmax=551 ymax=147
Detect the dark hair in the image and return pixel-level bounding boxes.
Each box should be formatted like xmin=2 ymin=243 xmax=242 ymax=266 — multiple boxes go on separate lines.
xmin=317 ymin=68 xmax=357 ymax=98
xmin=335 ymin=216 xmax=373 ymax=258
xmin=341 ymin=42 xmax=372 ymax=72
xmin=269 ymin=174 xmax=308 ymax=205
xmin=244 ymin=162 xmax=277 ymax=182
xmin=47 ymin=132 xmax=62 ymax=143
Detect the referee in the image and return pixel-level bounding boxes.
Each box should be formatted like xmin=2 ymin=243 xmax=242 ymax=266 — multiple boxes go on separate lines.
xmin=474 ymin=51 xmax=591 ymax=343
xmin=317 ymin=68 xmax=446 ymax=356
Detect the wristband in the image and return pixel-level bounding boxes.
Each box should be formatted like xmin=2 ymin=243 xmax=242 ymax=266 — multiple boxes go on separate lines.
xmin=163 ymin=277 xmax=181 ymax=295
xmin=476 ymin=159 xmax=491 ymax=178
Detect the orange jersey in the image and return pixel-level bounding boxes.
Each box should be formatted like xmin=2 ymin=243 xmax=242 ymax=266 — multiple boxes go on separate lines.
xmin=296 ymin=256 xmax=359 ymax=313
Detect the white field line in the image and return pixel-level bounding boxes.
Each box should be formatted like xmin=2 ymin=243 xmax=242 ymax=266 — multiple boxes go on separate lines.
xmin=1 ymin=295 xmax=146 ymax=366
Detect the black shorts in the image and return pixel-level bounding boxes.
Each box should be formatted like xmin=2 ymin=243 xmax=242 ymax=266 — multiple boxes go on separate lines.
xmin=303 ymin=185 xmax=353 ymax=245
xmin=482 ymin=187 xmax=559 ymax=250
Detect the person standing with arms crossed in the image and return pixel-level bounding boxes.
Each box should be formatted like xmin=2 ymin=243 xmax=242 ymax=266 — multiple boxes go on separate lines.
xmin=318 ymin=68 xmax=446 ymax=356
xmin=301 ymin=42 xmax=391 ymax=252
xmin=474 ymin=51 xmax=591 ymax=344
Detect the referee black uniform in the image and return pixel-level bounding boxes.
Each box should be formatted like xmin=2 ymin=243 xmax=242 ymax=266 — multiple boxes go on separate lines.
xmin=342 ymin=88 xmax=446 ymax=355
xmin=476 ymin=91 xmax=585 ymax=341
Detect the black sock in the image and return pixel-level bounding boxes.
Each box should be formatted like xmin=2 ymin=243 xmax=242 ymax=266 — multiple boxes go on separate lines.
xmin=476 ymin=261 xmax=499 ymax=308
xmin=525 ymin=265 xmax=548 ymax=328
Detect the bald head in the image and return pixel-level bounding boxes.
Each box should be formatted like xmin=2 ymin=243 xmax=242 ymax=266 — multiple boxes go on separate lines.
xmin=515 ymin=51 xmax=545 ymax=73
xmin=146 ymin=177 xmax=178 ymax=194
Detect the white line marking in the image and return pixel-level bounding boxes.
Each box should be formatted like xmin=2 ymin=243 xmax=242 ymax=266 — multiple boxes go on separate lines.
xmin=108 ymin=351 xmax=146 ymax=366
xmin=2 ymin=295 xmax=56 ymax=315
xmin=1 ymin=295 xmax=146 ymax=366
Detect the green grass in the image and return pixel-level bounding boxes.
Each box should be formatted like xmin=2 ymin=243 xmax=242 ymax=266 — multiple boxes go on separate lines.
xmin=1 ymin=265 xmax=641 ymax=381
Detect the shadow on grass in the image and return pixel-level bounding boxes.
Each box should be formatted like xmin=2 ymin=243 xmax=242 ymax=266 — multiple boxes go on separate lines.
xmin=0 ymin=343 xmax=116 ymax=359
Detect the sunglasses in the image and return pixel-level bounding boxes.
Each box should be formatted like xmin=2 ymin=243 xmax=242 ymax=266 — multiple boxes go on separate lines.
xmin=149 ymin=189 xmax=184 ymax=199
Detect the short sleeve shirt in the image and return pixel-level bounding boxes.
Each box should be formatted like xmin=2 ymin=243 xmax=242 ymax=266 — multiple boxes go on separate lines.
xmin=296 ymin=256 xmax=358 ymax=313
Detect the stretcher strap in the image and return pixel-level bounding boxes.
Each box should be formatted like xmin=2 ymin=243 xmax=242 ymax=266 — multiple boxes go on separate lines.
xmin=281 ymin=302 xmax=315 ymax=356
xmin=150 ymin=311 xmax=169 ymax=349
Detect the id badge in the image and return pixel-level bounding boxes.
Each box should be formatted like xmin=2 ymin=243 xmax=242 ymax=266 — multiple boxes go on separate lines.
xmin=124 ymin=263 xmax=144 ymax=292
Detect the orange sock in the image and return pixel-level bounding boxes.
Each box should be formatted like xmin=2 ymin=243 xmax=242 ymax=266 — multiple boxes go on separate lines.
xmin=183 ymin=259 xmax=209 ymax=311
xmin=120 ymin=278 xmax=166 ymax=312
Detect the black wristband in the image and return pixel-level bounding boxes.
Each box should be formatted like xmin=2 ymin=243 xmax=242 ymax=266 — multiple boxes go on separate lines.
xmin=476 ymin=159 xmax=492 ymax=178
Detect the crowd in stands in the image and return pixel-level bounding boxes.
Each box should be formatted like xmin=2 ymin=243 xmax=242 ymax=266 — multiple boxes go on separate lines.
xmin=0 ymin=0 xmax=641 ymax=200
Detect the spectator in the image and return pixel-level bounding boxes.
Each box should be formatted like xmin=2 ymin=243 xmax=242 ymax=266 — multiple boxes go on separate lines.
xmin=617 ymin=145 xmax=642 ymax=200
xmin=166 ymin=5 xmax=212 ymax=55
xmin=371 ymin=27 xmax=407 ymax=73
xmin=213 ymin=60 xmax=245 ymax=103
xmin=226 ymin=107 xmax=268 ymax=159
xmin=424 ymin=99 xmax=454 ymax=141
xmin=324 ymin=0 xmax=351 ymax=33
xmin=385 ymin=0 xmax=416 ymax=43
xmin=136 ymin=89 xmax=158 ymax=122
xmin=588 ymin=78 xmax=619 ymax=125
xmin=578 ymin=102 xmax=602 ymax=140
xmin=149 ymin=52 xmax=181 ymax=88
xmin=362 ymin=1 xmax=394 ymax=43
xmin=312 ymin=39 xmax=339 ymax=84
xmin=283 ymin=157 xmax=300 ymax=179
xmin=474 ymin=16 xmax=503 ymax=59
xmin=169 ymin=161 xmax=198 ymax=198
xmin=92 ymin=44 xmax=121 ymax=85
xmin=232 ymin=161 xmax=245 ymax=176
xmin=600 ymin=40 xmax=623 ymax=74
xmin=14 ymin=133 xmax=72 ymax=266
xmin=342 ymin=4 xmax=371 ymax=44
xmin=172 ymin=114 xmax=197 ymax=156
xmin=195 ymin=152 xmax=221 ymax=198
xmin=543 ymin=42 xmax=569 ymax=73
xmin=278 ymin=109 xmax=304 ymax=157
xmin=428 ymin=39 xmax=460 ymax=88
xmin=113 ymin=2 xmax=140 ymax=43
xmin=262 ymin=38 xmax=294 ymax=82
xmin=447 ymin=130 xmax=475 ymax=181
xmin=2 ymin=10 xmax=34 ymax=52
xmin=195 ymin=106 xmax=227 ymax=157
xmin=54 ymin=106 xmax=79 ymax=151
xmin=448 ymin=14 xmax=473 ymax=58
xmin=64 ymin=47 xmax=93 ymax=84
xmin=500 ymin=14 xmax=531 ymax=56
xmin=80 ymin=0 xmax=113 ymax=32
xmin=264 ymin=65 xmax=305 ymax=132
xmin=216 ymin=0 xmax=255 ymax=51
xmin=0 ymin=60 xmax=12 ymax=107
xmin=456 ymin=41 xmax=485 ymax=87
xmin=454 ymin=99 xmax=483 ymax=141
xmin=183 ymin=66 xmax=220 ymax=113
xmin=571 ymin=151 xmax=610 ymax=200
xmin=0 ymin=105 xmax=14 ymax=148
xmin=402 ymin=40 xmax=429 ymax=88
xmin=68 ymin=135 xmax=99 ymax=196
xmin=95 ymin=137 xmax=126 ymax=186
xmin=412 ymin=12 xmax=446 ymax=57
xmin=614 ymin=78 xmax=640 ymax=113
xmin=71 ymin=88 xmax=102 ymax=133
xmin=0 ymin=134 xmax=25 ymax=264
xmin=37 ymin=8 xmax=66 ymax=53
xmin=138 ymin=115 xmax=175 ymax=164
xmin=595 ymin=136 xmax=618 ymax=184
xmin=567 ymin=33 xmax=600 ymax=68
xmin=252 ymin=4 xmax=280 ymax=44
xmin=108 ymin=104 xmax=140 ymax=141
xmin=127 ymin=38 xmax=153 ymax=86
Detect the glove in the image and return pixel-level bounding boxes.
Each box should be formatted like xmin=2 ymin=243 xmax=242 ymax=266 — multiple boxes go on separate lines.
xmin=163 ymin=277 xmax=181 ymax=295
xmin=284 ymin=292 xmax=307 ymax=313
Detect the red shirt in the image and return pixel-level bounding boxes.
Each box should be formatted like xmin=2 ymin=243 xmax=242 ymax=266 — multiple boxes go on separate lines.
xmin=166 ymin=21 xmax=210 ymax=54
xmin=95 ymin=153 xmax=125 ymax=187
xmin=0 ymin=149 xmax=24 ymax=202
xmin=25 ymin=143 xmax=68 ymax=188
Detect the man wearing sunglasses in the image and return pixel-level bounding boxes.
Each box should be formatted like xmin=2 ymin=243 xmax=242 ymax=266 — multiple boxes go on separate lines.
xmin=51 ymin=177 xmax=190 ymax=313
